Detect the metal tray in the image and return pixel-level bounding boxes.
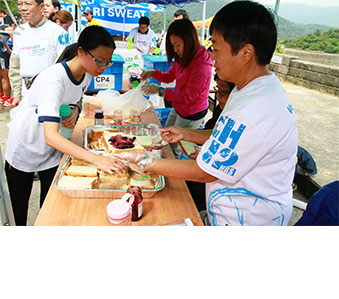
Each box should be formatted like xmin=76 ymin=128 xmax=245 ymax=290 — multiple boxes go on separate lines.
xmin=52 ymin=155 xmax=165 ymax=198
xmin=84 ymin=123 xmax=160 ymax=153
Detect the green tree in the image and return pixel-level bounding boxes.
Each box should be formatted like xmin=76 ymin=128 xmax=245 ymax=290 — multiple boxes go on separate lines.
xmin=284 ymin=28 xmax=339 ymax=54
xmin=0 ymin=0 xmax=20 ymax=17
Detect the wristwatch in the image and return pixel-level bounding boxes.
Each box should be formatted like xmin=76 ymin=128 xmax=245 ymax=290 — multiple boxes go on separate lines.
xmin=158 ymin=87 xmax=166 ymax=97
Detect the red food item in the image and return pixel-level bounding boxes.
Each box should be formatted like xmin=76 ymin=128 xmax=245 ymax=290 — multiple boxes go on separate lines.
xmin=127 ymin=186 xmax=143 ymax=221
xmin=108 ymin=134 xmax=137 ymax=149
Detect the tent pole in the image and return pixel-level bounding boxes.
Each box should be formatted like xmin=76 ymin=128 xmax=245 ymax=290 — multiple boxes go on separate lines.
xmin=123 ymin=6 xmax=126 ymax=40
xmin=77 ymin=3 xmax=82 ymax=38
xmin=201 ymin=0 xmax=206 ymax=45
xmin=163 ymin=6 xmax=166 ymax=32
xmin=274 ymin=0 xmax=281 ymax=14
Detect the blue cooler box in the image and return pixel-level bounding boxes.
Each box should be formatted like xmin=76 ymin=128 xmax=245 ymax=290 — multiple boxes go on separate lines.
xmin=155 ymin=107 xmax=173 ymax=128
xmin=142 ymin=55 xmax=172 ymax=85
xmin=87 ymin=54 xmax=125 ymax=91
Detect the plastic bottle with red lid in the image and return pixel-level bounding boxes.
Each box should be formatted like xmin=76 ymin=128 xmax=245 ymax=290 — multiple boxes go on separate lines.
xmin=126 ymin=186 xmax=143 ymax=221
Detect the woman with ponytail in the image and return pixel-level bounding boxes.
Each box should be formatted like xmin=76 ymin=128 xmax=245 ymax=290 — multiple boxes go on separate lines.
xmin=5 ymin=26 xmax=125 ymax=225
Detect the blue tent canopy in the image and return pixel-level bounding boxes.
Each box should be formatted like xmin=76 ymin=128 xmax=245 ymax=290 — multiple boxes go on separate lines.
xmin=103 ymin=0 xmax=209 ymax=40
xmin=110 ymin=0 xmax=205 ymax=7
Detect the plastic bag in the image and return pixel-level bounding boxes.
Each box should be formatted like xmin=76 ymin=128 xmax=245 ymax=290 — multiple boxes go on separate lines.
xmin=101 ymin=83 xmax=150 ymax=118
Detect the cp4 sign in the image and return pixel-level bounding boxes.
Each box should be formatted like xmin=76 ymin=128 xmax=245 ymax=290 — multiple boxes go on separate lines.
xmin=94 ymin=75 xmax=115 ymax=89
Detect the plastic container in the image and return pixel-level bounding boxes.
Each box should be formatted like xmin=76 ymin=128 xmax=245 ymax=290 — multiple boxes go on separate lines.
xmin=87 ymin=54 xmax=125 ymax=91
xmin=59 ymin=105 xmax=73 ymax=139
xmin=152 ymin=135 xmax=163 ymax=158
xmin=95 ymin=109 xmax=104 ymax=125
xmin=126 ymin=186 xmax=143 ymax=221
xmin=142 ymin=54 xmax=172 ymax=85
xmin=106 ymin=193 xmax=134 ymax=226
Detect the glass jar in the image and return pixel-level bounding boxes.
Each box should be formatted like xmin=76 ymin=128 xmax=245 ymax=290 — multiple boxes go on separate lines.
xmin=113 ymin=109 xmax=123 ymax=123
xmin=95 ymin=109 xmax=104 ymax=125
xmin=126 ymin=186 xmax=143 ymax=221
xmin=106 ymin=195 xmax=134 ymax=226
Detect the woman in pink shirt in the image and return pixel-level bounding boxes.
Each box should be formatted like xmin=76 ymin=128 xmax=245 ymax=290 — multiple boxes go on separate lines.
xmin=140 ymin=19 xmax=214 ymax=129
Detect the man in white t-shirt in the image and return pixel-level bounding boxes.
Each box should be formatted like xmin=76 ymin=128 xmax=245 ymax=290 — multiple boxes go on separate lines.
xmin=114 ymin=1 xmax=298 ymax=226
xmin=127 ymin=16 xmax=156 ymax=54
xmin=9 ymin=0 xmax=68 ymax=107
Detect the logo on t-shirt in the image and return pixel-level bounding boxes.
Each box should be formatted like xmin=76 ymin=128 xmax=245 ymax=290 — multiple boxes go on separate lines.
xmin=58 ymin=33 xmax=71 ymax=46
xmin=202 ymin=115 xmax=246 ymax=176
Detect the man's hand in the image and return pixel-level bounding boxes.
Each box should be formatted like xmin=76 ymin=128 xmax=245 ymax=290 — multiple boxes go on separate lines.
xmin=188 ymin=145 xmax=201 ymax=160
xmin=161 ymin=126 xmax=185 ymax=144
xmin=141 ymin=83 xmax=160 ymax=95
xmin=112 ymin=151 xmax=159 ymax=173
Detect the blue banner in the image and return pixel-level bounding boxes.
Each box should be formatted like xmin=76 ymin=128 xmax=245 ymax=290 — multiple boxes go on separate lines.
xmin=60 ymin=0 xmax=150 ymax=35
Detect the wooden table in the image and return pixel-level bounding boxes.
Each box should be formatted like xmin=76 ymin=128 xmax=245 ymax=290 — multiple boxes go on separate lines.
xmin=34 ymin=106 xmax=203 ymax=226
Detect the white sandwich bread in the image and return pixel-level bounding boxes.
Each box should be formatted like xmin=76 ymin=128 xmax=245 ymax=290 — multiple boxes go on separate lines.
xmin=65 ymin=164 xmax=98 ymax=177
xmin=58 ymin=176 xmax=98 ymax=189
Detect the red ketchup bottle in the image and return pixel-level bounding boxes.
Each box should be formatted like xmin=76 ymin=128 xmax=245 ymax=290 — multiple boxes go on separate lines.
xmin=127 ymin=186 xmax=143 ymax=221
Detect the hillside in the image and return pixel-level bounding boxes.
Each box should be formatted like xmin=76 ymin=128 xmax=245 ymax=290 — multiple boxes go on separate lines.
xmin=150 ymin=0 xmax=334 ymax=41
xmin=278 ymin=3 xmax=339 ymax=28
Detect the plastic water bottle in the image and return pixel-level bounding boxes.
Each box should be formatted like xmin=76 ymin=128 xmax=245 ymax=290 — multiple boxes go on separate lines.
xmin=59 ymin=105 xmax=73 ymax=140
xmin=127 ymin=38 xmax=133 ymax=49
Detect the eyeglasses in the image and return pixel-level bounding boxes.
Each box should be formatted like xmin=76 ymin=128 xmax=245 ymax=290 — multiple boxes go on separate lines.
xmin=87 ymin=50 xmax=113 ymax=67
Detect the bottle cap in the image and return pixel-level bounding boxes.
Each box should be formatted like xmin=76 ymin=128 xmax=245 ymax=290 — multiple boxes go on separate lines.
xmin=59 ymin=105 xmax=71 ymax=117
xmin=95 ymin=109 xmax=104 ymax=119
xmin=133 ymin=80 xmax=139 ymax=88
xmin=107 ymin=200 xmax=130 ymax=220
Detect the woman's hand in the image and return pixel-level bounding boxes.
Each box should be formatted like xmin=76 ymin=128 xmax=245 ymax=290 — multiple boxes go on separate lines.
xmin=139 ymin=69 xmax=155 ymax=81
xmin=93 ymin=155 xmax=126 ymax=175
xmin=161 ymin=126 xmax=185 ymax=144
xmin=61 ymin=107 xmax=79 ymax=129
xmin=141 ymin=83 xmax=160 ymax=95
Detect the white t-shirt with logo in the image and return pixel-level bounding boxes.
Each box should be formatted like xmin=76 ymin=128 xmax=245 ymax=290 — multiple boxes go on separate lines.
xmin=127 ymin=27 xmax=157 ymax=53
xmin=6 ymin=61 xmax=92 ymax=172
xmin=13 ymin=20 xmax=69 ymax=78
xmin=197 ymin=73 xmax=298 ymax=226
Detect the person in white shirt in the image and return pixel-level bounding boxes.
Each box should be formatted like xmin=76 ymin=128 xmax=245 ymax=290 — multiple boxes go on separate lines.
xmin=9 ymin=0 xmax=69 ymax=107
xmin=127 ymin=16 xmax=156 ymax=54
xmin=113 ymin=0 xmax=298 ymax=226
xmin=5 ymin=26 xmax=125 ymax=226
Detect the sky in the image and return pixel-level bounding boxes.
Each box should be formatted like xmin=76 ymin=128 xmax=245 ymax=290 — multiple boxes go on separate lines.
xmin=256 ymin=0 xmax=339 ymax=6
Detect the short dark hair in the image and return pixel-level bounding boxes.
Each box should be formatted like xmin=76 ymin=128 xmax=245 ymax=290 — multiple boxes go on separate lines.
xmin=35 ymin=0 xmax=44 ymax=5
xmin=52 ymin=0 xmax=61 ymax=10
xmin=210 ymin=0 xmax=277 ymax=65
xmin=174 ymin=9 xmax=189 ymax=19
xmin=166 ymin=19 xmax=200 ymax=68
xmin=138 ymin=16 xmax=150 ymax=26
xmin=78 ymin=26 xmax=115 ymax=51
